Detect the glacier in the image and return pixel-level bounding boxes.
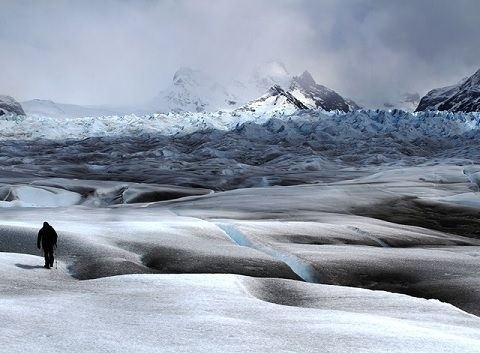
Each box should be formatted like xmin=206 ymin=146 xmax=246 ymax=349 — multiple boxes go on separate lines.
xmin=1 ymin=109 xmax=480 ymax=190
xmin=1 ymin=108 xmax=479 ymax=141
xmin=2 ymin=108 xmax=480 ymax=352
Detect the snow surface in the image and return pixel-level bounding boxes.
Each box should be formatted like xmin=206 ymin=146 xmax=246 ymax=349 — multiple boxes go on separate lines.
xmin=2 ymin=166 xmax=480 ymax=351
xmin=2 ymin=106 xmax=480 ymax=351
xmin=2 ymin=253 xmax=480 ymax=353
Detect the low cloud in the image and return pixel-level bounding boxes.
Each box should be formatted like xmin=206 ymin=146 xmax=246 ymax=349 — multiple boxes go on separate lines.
xmin=0 ymin=0 xmax=478 ymax=107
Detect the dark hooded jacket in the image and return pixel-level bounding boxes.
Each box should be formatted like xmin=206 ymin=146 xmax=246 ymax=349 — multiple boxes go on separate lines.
xmin=37 ymin=222 xmax=58 ymax=250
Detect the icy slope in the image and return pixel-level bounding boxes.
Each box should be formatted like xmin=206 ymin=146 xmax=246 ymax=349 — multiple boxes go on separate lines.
xmin=0 ymin=179 xmax=210 ymax=208
xmin=2 ymin=255 xmax=480 ymax=353
xmin=21 ymin=99 xmax=122 ymax=119
xmin=2 ymin=164 xmax=480 ymax=351
xmin=236 ymin=85 xmax=309 ymax=114
xmin=288 ymin=71 xmax=354 ymax=112
xmin=416 ymin=68 xmax=480 ymax=112
xmin=0 ymin=95 xmax=24 ymax=115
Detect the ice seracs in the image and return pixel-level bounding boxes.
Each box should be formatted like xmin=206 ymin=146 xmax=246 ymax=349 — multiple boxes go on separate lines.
xmin=416 ymin=68 xmax=480 ymax=112
xmin=0 ymin=95 xmax=25 ymax=116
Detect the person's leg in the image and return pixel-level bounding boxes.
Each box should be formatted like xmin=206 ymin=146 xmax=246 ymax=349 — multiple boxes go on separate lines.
xmin=43 ymin=251 xmax=50 ymax=268
xmin=49 ymin=249 xmax=54 ymax=267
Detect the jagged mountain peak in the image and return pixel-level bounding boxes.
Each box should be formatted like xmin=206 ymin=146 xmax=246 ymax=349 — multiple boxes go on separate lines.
xmin=294 ymin=71 xmax=316 ymax=87
xmin=237 ymin=69 xmax=360 ymax=114
xmin=152 ymin=63 xmax=360 ymax=114
xmin=416 ymin=68 xmax=480 ymax=112
xmin=288 ymin=72 xmax=354 ymax=112
xmin=268 ymin=84 xmax=286 ymax=95
xmin=460 ymin=68 xmax=480 ymax=89
xmin=237 ymin=84 xmax=308 ymax=114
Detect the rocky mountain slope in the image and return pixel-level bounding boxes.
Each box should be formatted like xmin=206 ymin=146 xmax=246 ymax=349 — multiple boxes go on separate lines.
xmin=239 ymin=71 xmax=360 ymax=113
xmin=0 ymin=95 xmax=25 ymax=115
xmin=416 ymin=68 xmax=480 ymax=112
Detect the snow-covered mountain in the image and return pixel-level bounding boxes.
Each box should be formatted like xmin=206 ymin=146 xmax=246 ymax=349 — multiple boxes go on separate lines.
xmin=151 ymin=62 xmax=294 ymax=113
xmin=288 ymin=71 xmax=356 ymax=112
xmin=21 ymin=99 xmax=125 ymax=118
xmin=239 ymin=71 xmax=360 ymax=113
xmin=152 ymin=63 xmax=359 ymax=114
xmin=416 ymin=68 xmax=480 ymax=112
xmin=14 ymin=62 xmax=361 ymax=116
xmin=236 ymin=85 xmax=308 ymax=114
xmin=152 ymin=67 xmax=240 ymax=113
xmin=0 ymin=95 xmax=24 ymax=115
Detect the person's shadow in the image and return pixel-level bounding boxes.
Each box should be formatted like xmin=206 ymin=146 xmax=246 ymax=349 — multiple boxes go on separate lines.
xmin=15 ymin=264 xmax=45 ymax=270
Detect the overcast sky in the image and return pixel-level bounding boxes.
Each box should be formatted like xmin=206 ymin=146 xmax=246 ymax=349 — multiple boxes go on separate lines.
xmin=1 ymin=0 xmax=479 ymax=107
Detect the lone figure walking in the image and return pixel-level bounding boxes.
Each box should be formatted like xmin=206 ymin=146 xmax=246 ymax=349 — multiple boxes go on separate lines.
xmin=37 ymin=222 xmax=58 ymax=269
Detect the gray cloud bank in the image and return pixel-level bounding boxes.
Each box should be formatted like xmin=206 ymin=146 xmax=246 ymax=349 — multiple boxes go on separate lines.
xmin=0 ymin=0 xmax=479 ymax=107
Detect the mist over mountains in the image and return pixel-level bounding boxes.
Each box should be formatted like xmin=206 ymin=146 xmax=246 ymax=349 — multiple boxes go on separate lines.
xmin=4 ymin=62 xmax=480 ymax=118
xmin=18 ymin=61 xmax=361 ymax=117
xmin=150 ymin=61 xmax=360 ymax=113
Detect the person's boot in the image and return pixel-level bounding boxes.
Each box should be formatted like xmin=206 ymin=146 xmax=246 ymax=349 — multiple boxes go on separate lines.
xmin=44 ymin=263 xmax=50 ymax=269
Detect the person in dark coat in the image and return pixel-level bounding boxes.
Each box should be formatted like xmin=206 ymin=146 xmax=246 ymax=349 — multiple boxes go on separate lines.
xmin=37 ymin=222 xmax=58 ymax=269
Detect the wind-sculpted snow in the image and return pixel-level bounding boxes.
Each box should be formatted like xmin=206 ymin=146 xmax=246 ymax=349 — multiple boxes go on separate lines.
xmin=0 ymin=178 xmax=211 ymax=208
xmin=2 ymin=164 xmax=480 ymax=351
xmin=2 ymin=255 xmax=480 ymax=353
